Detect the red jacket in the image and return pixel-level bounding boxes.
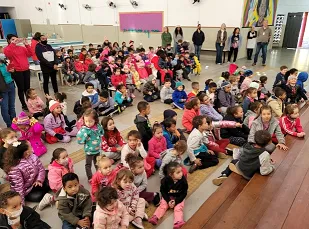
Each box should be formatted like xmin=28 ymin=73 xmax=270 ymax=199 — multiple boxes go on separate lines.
xmin=74 ymin=61 xmax=84 ymax=72
xmin=79 ymin=53 xmax=86 ymax=62
xmin=111 ymin=74 xmax=126 ymax=87
xmin=279 ymin=116 xmax=303 ymax=137
xmin=151 ymin=55 xmax=160 ymax=70
xmin=187 ymin=91 xmax=198 ymax=101
xmin=101 ymin=130 xmax=126 ymax=152
xmin=31 ymin=39 xmax=39 ymax=61
xmin=182 ymin=108 xmax=201 ymax=131
xmin=4 ymin=43 xmax=32 ymax=71
xmin=148 ymin=136 xmax=167 ymax=159
xmin=83 ymin=58 xmax=93 ymax=71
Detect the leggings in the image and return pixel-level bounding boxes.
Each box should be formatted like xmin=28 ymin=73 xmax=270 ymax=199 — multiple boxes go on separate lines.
xmin=12 ymin=70 xmax=30 ymax=108
xmin=228 ymin=47 xmax=239 ymax=62
xmin=43 ymin=71 xmax=58 ymax=95
xmin=153 ymin=199 xmax=184 ymax=224
xmin=25 ymin=170 xmax=50 ymax=202
xmin=85 ymin=154 xmax=99 ymax=180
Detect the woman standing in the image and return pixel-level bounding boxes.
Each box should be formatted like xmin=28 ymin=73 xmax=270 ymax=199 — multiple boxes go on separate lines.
xmin=161 ymin=26 xmax=172 ymax=48
xmin=4 ymin=34 xmax=32 ymax=111
xmin=173 ymin=26 xmax=184 ymax=53
xmin=31 ymin=32 xmax=41 ymax=65
xmin=227 ymin=27 xmax=242 ymax=63
xmin=215 ymin=23 xmax=227 ymax=64
xmin=246 ymin=26 xmax=257 ymax=60
xmin=35 ymin=35 xmax=59 ymax=96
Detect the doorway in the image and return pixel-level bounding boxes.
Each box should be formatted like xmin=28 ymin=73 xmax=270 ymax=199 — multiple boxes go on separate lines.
xmin=282 ymin=12 xmax=303 ymax=48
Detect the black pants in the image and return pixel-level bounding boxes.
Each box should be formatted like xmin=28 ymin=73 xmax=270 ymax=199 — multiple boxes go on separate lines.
xmin=247 ymin=48 xmax=253 ymax=60
xmin=85 ymin=154 xmax=99 ymax=180
xmin=12 ymin=70 xmax=30 ymax=108
xmin=164 ymin=99 xmax=173 ymax=104
xmin=43 ymin=71 xmax=58 ymax=95
xmin=25 ymin=170 xmax=50 ymax=202
xmin=33 ymin=112 xmax=44 ymax=119
xmin=119 ymin=99 xmax=133 ymax=111
xmin=196 ymin=153 xmax=219 ymax=169
xmin=228 ymin=47 xmax=239 ymax=62
xmin=221 ymin=159 xmax=238 ymax=177
xmin=144 ymin=91 xmax=160 ymax=102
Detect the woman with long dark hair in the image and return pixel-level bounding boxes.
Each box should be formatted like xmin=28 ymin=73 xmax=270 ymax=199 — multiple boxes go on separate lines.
xmin=31 ymin=32 xmax=41 ymax=65
xmin=227 ymin=27 xmax=242 ymax=63
xmin=173 ymin=26 xmax=184 ymax=53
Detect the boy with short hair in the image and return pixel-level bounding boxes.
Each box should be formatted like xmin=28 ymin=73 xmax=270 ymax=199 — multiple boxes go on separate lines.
xmin=273 ymin=65 xmax=288 ymax=88
xmin=114 ymin=84 xmax=133 ymax=111
xmin=213 ymin=130 xmax=275 ymax=185
xmin=134 ymin=101 xmax=152 ymax=150
xmin=267 ymin=87 xmax=286 ymax=118
xmin=82 ymin=83 xmax=99 ymax=108
xmin=0 ymin=191 xmax=50 ymax=228
xmin=56 ymin=173 xmax=92 ymax=229
xmin=143 ymin=76 xmax=160 ymax=102
xmin=97 ymin=90 xmax=119 ymax=116
xmin=206 ymin=82 xmax=217 ymax=105
xmin=79 ymin=48 xmax=87 ymax=62
xmin=162 ymin=117 xmax=182 ymax=149
xmin=187 ymin=81 xmax=200 ymax=100
xmin=160 ymin=78 xmax=174 ymax=104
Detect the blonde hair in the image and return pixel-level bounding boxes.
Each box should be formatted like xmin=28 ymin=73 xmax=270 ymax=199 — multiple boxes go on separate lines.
xmin=96 ymin=154 xmax=111 ymax=167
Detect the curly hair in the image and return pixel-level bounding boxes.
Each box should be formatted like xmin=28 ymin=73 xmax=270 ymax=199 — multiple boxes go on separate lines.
xmin=96 ymin=186 xmax=118 ymax=209
xmin=4 ymin=140 xmax=29 ymax=173
xmin=0 ymin=191 xmax=20 ymax=208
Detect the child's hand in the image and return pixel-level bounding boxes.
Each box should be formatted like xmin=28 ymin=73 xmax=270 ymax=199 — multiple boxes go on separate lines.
xmin=33 ymin=181 xmax=42 ymax=187
xmin=208 ymin=150 xmax=215 ymax=155
xmin=194 ymin=158 xmax=202 ymax=166
xmin=77 ymin=219 xmax=90 ymax=228
xmin=276 ymin=143 xmax=288 ymax=151
xmin=137 ymin=140 xmax=142 ymax=147
xmin=297 ymin=132 xmax=305 ymax=138
xmin=235 ymin=123 xmax=242 ymax=128
xmin=174 ymin=129 xmax=181 ymax=138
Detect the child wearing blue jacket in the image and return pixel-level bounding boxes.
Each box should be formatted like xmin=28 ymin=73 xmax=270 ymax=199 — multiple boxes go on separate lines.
xmin=81 ymin=83 xmax=99 ymax=108
xmin=296 ymin=72 xmax=308 ymax=94
xmin=172 ymin=82 xmax=187 ymax=109
xmin=114 ymin=84 xmax=133 ymax=111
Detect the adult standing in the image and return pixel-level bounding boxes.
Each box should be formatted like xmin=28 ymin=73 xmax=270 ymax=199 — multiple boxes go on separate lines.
xmin=31 ymin=32 xmax=41 ymax=65
xmin=192 ymin=24 xmax=205 ymax=60
xmin=215 ymin=23 xmax=227 ymax=64
xmin=35 ymin=35 xmax=59 ymax=96
xmin=253 ymin=20 xmax=272 ymax=66
xmin=173 ymin=26 xmax=184 ymax=53
xmin=227 ymin=27 xmax=242 ymax=63
xmin=161 ymin=26 xmax=172 ymax=48
xmin=246 ymin=26 xmax=257 ymax=60
xmin=4 ymin=34 xmax=32 ymax=111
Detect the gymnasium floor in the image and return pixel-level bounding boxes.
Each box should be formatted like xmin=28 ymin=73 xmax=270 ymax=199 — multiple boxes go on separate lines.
xmin=1 ymin=48 xmax=309 ymax=228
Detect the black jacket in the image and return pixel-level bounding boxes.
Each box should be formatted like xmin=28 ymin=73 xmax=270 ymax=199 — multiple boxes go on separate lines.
xmin=192 ymin=30 xmax=205 ymax=46
xmin=0 ymin=206 xmax=50 ymax=229
xmin=35 ymin=43 xmax=57 ymax=73
xmin=284 ymin=84 xmax=307 ymax=103
xmin=220 ymin=114 xmax=250 ymax=139
xmin=161 ymin=175 xmax=188 ymax=205
xmin=134 ymin=114 xmax=152 ymax=151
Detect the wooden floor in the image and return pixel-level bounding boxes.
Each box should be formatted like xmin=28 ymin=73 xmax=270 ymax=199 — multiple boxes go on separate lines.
xmin=183 ymin=104 xmax=309 ymax=229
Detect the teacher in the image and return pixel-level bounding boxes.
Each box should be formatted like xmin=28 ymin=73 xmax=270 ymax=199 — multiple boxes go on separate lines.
xmin=161 ymin=26 xmax=172 ymax=48
xmin=192 ymin=24 xmax=205 ymax=60
xmin=35 ymin=35 xmax=59 ymax=96
xmin=173 ymin=26 xmax=184 ymax=53
xmin=253 ymin=20 xmax=272 ymax=66
xmin=215 ymin=23 xmax=227 ymax=65
xmin=4 ymin=34 xmax=32 ymax=111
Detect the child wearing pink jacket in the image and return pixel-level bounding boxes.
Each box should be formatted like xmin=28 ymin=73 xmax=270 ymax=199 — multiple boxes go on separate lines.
xmin=135 ymin=55 xmax=149 ymax=80
xmin=148 ymin=123 xmax=167 ymax=168
xmin=26 ymin=88 xmax=45 ymax=118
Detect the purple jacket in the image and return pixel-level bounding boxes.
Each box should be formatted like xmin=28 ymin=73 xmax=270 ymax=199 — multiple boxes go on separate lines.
xmin=8 ymin=153 xmax=45 ymax=204
xmin=44 ymin=113 xmax=67 ymax=136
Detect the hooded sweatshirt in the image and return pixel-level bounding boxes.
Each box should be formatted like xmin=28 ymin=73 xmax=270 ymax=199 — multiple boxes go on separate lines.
xmin=296 ymin=72 xmax=308 ymax=93
xmin=81 ymin=89 xmax=99 ymax=108
xmin=267 ymin=95 xmax=284 ymax=118
xmin=148 ymin=136 xmax=167 ymax=159
xmin=159 ymin=148 xmax=183 ymax=179
xmin=134 ymin=114 xmax=152 ymax=151
xmin=237 ymin=143 xmax=274 ymax=180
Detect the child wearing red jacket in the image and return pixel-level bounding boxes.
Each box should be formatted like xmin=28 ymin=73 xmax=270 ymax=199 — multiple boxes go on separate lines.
xmin=73 ymin=55 xmax=85 ymax=81
xmin=111 ymin=67 xmax=126 ymax=87
xmin=83 ymin=54 xmax=93 ymax=71
xmin=279 ymin=104 xmax=305 ymax=138
xmin=182 ymin=98 xmax=201 ymax=132
xmin=148 ymin=123 xmax=167 ymax=168
xmin=101 ymin=116 xmax=126 ymax=160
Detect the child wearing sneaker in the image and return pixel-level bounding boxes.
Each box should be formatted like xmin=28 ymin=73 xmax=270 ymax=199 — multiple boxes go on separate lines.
xmin=125 ymin=154 xmax=161 ymax=206
xmin=113 ymin=169 xmax=146 ymax=229
xmin=149 ymin=162 xmax=188 ymax=229
xmin=93 ymin=187 xmax=129 ymax=229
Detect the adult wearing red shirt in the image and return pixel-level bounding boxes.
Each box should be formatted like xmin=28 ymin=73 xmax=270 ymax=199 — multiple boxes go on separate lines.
xmin=31 ymin=32 xmax=41 ymax=65
xmin=4 ymin=34 xmax=32 ymax=110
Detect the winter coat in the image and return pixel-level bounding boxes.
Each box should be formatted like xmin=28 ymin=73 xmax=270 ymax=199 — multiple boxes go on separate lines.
xmin=62 ymin=61 xmax=76 ymax=74
xmin=160 ymin=86 xmax=174 ymax=102
xmin=11 ymin=119 xmax=47 ymax=157
xmin=35 ymin=43 xmax=57 ymax=73
xmin=111 ymin=74 xmax=126 ymax=87
xmin=48 ymin=158 xmax=74 ymax=192
xmin=158 ymin=58 xmax=168 ymax=69
xmin=81 ymin=89 xmax=99 ymax=108
xmin=27 ymin=96 xmax=45 ymax=114
xmin=200 ymin=104 xmax=223 ymax=121
xmin=273 ymin=72 xmax=286 ymax=88
xmin=220 ymin=114 xmax=249 ymax=139
xmin=101 ymin=130 xmax=126 ymax=152
xmin=8 ymin=153 xmax=45 ymax=204
xmin=148 ymin=136 xmax=167 ymax=159
xmin=161 ymin=175 xmax=188 ymax=205
xmin=237 ymin=143 xmax=274 ymax=180
xmin=134 ymin=115 xmax=152 ymax=150
xmin=0 ymin=206 xmax=50 ymax=229
xmin=163 ymin=127 xmax=180 ymax=149
xmin=4 ymin=43 xmax=32 ymax=71
xmin=143 ymin=81 xmax=158 ymax=95
xmin=114 ymin=90 xmax=132 ymax=105
xmin=115 ymin=184 xmax=140 ymax=213
xmin=93 ymin=200 xmax=129 ymax=229
xmin=248 ymin=116 xmax=285 ymax=144
xmin=182 ymin=108 xmax=200 ymax=131
xmin=83 ymin=71 xmax=96 ymax=84
xmin=296 ymin=72 xmax=308 ymax=93
xmin=56 ymin=186 xmax=92 ymax=226
xmin=267 ymin=95 xmax=284 ymax=118
xmin=161 ymin=32 xmax=173 ymax=47
xmin=242 ymin=96 xmax=255 ymax=115
xmin=217 ymin=88 xmax=235 ymax=108
xmin=192 ymin=30 xmax=205 ymax=46
xmin=77 ymin=124 xmax=104 ymax=155
xmin=285 ymin=84 xmax=308 ymax=103
xmin=279 ymin=116 xmax=303 ymax=136
xmin=121 ymin=144 xmax=147 ymax=168
xmin=243 ymin=110 xmax=256 ymax=128
xmin=159 ymin=149 xmax=183 ymax=179
xmin=74 ymin=61 xmax=84 ymax=73
xmin=172 ymin=89 xmax=188 ymax=109
xmin=44 ymin=113 xmax=67 ymax=136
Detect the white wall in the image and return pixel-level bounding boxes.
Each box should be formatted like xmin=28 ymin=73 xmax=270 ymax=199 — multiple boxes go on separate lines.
xmin=8 ymin=0 xmax=244 ymax=27
xmin=277 ymin=0 xmax=309 ymax=23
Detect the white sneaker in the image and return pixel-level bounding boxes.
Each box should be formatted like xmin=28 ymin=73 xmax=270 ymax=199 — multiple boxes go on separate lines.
xmin=233 ymin=148 xmax=241 ymax=160
xmin=38 ymin=193 xmax=54 ymax=211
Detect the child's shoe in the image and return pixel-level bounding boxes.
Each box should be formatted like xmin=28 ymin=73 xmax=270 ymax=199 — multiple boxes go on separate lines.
xmin=143 ymin=213 xmax=148 ymax=220
xmin=174 ymin=221 xmax=186 ymax=229
xmin=212 ymin=174 xmax=228 ymax=186
xmin=148 ymin=215 xmax=159 ymax=225
xmin=153 ymin=192 xmax=161 ymax=206
xmin=38 ymin=193 xmax=54 ymax=211
xmin=132 ymin=217 xmax=144 ymax=229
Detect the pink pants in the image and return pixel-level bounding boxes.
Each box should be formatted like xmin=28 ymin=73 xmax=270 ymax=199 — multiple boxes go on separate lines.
xmin=128 ymin=198 xmax=146 ymax=221
xmin=153 ymin=199 xmax=185 ymax=224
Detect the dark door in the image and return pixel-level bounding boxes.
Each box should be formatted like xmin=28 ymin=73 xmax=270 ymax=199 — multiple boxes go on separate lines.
xmin=282 ymin=12 xmax=303 ymax=48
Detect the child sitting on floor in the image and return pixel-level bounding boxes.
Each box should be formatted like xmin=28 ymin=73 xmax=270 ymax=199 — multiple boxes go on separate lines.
xmin=182 ymin=98 xmax=201 ymax=132
xmin=93 ymin=186 xmax=129 ymax=229
xmin=187 ymin=82 xmax=200 ymax=100
xmin=148 ymin=123 xmax=167 ymax=168
xmin=285 ymin=75 xmax=308 ymax=104
xmin=125 ymin=154 xmax=160 ymax=206
xmin=240 ymin=70 xmax=254 ymax=93
xmin=26 ymin=88 xmax=45 ymax=119
xmin=172 ymin=82 xmax=188 ymax=110
xmin=206 ymin=82 xmax=217 ymax=106
xmin=83 ymin=64 xmax=100 ymax=89
xmin=279 ymin=104 xmax=305 ymax=138
xmin=215 ymin=81 xmax=235 ymax=115
xmin=243 ymin=101 xmax=262 ymax=128
xmin=97 ymin=90 xmax=119 ymax=116
xmin=162 ymin=117 xmax=185 ymax=149
xmin=273 ymin=65 xmax=288 ymax=88
xmin=111 ymin=67 xmax=126 ymax=88
xmin=160 ymin=78 xmax=174 ymax=104
xmin=115 ymin=84 xmax=133 ymax=111
xmin=217 ymin=71 xmax=230 ymax=88
xmin=82 ymin=83 xmax=100 ymax=109
xmin=56 ymin=173 xmax=92 ymax=229
xmin=149 ymin=162 xmax=188 ymax=228
xmin=242 ymin=87 xmax=258 ymax=114
xmin=199 ymin=92 xmax=223 ymax=121
xmin=267 ymin=87 xmax=286 ymax=119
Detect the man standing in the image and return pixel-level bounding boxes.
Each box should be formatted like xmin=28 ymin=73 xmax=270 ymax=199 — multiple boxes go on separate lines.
xmin=192 ymin=24 xmax=205 ymax=60
xmin=252 ymin=20 xmax=272 ymax=66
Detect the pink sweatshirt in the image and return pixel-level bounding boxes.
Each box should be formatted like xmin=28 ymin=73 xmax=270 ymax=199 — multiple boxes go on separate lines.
xmin=148 ymin=136 xmax=167 ymax=159
xmin=27 ymin=96 xmax=45 ymax=114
